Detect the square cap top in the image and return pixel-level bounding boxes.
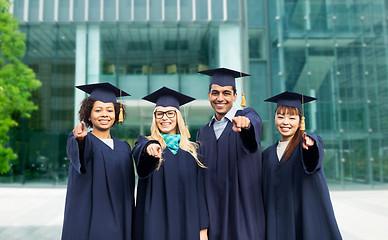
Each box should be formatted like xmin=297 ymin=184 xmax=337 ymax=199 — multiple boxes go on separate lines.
xmin=76 ymin=82 xmax=130 ymax=103
xmin=142 ymin=86 xmax=195 ymax=110
xmin=198 ymin=68 xmax=250 ymax=87
xmin=264 ymin=91 xmax=317 ymax=111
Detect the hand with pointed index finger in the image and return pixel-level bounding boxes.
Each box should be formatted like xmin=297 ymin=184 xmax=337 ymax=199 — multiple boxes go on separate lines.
xmin=302 ymin=132 xmax=315 ymax=150
xmin=146 ymin=143 xmax=162 ymax=159
xmin=232 ymin=116 xmax=251 ymax=132
xmin=73 ymin=121 xmax=87 ymax=140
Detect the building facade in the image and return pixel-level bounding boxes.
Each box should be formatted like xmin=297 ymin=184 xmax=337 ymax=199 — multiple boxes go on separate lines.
xmin=1 ymin=0 xmax=388 ymax=188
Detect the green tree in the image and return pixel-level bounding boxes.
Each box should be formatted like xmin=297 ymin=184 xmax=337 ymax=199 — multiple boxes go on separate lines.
xmin=0 ymin=0 xmax=41 ymax=174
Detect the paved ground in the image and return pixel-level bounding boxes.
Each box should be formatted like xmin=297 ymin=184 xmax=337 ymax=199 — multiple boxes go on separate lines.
xmin=0 ymin=187 xmax=65 ymax=240
xmin=0 ymin=186 xmax=387 ymax=240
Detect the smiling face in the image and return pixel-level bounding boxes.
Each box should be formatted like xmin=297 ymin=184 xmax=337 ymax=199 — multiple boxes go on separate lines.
xmin=274 ymin=106 xmax=301 ymax=142
xmin=89 ymin=101 xmax=115 ymax=132
xmin=154 ymin=106 xmax=178 ymax=135
xmin=208 ymin=84 xmax=237 ymax=120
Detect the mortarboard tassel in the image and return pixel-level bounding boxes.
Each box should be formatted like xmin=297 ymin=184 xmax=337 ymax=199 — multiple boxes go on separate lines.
xmin=186 ymin=125 xmax=191 ymax=138
xmin=241 ymin=93 xmax=247 ymax=107
xmin=300 ymin=94 xmax=305 ymax=130
xmin=183 ymin=107 xmax=191 ymax=138
xmin=118 ymin=89 xmax=124 ymax=123
xmin=300 ymin=116 xmax=305 ymax=131
xmin=240 ymin=72 xmax=247 ymax=107
xmin=119 ymin=106 xmax=124 ymax=123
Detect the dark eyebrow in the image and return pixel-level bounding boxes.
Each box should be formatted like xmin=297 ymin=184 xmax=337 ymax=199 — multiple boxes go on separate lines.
xmin=94 ymin=106 xmax=114 ymax=109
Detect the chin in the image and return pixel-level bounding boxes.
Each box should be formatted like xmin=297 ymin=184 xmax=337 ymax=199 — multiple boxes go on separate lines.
xmin=100 ymin=126 xmax=113 ymax=130
xmin=215 ymin=109 xmax=227 ymax=115
xmin=160 ymin=129 xmax=171 ymax=134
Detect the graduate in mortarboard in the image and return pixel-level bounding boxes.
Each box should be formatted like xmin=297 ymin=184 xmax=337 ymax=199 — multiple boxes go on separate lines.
xmin=61 ymin=83 xmax=135 ymax=240
xmin=132 ymin=87 xmax=209 ymax=240
xmin=263 ymin=91 xmax=342 ymax=240
xmin=196 ymin=68 xmax=265 ymax=240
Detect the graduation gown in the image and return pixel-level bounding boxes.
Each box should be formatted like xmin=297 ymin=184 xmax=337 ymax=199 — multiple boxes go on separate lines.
xmin=196 ymin=107 xmax=265 ymax=240
xmin=262 ymin=134 xmax=342 ymax=240
xmin=62 ymin=132 xmax=135 ymax=240
xmin=133 ymin=135 xmax=209 ymax=240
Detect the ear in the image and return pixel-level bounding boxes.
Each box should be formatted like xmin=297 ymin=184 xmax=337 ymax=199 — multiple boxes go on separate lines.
xmin=233 ymin=92 xmax=238 ymax=102
xmin=208 ymin=92 xmax=211 ymax=101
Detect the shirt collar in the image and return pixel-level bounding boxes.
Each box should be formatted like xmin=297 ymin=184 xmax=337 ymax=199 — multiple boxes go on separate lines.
xmin=209 ymin=106 xmax=238 ymax=126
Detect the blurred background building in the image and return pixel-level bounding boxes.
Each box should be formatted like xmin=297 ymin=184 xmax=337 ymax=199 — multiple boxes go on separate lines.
xmin=2 ymin=0 xmax=388 ymax=189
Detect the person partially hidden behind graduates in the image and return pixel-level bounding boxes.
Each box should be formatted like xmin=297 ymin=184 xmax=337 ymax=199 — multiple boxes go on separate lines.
xmin=132 ymin=87 xmax=209 ymax=240
xmin=61 ymin=83 xmax=135 ymax=240
xmin=263 ymin=91 xmax=342 ymax=240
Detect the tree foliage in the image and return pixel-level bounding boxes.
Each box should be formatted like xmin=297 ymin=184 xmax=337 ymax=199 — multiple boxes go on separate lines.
xmin=0 ymin=0 xmax=41 ymax=174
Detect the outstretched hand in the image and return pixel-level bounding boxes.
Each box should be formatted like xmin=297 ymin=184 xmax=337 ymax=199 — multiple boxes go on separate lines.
xmin=302 ymin=132 xmax=315 ymax=150
xmin=146 ymin=143 xmax=162 ymax=159
xmin=73 ymin=122 xmax=87 ymax=140
xmin=232 ymin=116 xmax=251 ymax=132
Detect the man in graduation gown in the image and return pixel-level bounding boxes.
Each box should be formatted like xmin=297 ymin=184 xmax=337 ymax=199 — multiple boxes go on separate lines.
xmin=196 ymin=68 xmax=265 ymax=240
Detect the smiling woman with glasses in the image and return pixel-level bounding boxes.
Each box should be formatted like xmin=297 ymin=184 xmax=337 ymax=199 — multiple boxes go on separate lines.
xmin=132 ymin=87 xmax=209 ymax=240
xmin=154 ymin=110 xmax=176 ymax=119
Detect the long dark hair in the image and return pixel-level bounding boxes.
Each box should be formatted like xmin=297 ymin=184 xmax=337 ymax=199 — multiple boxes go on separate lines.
xmin=276 ymin=105 xmax=304 ymax=162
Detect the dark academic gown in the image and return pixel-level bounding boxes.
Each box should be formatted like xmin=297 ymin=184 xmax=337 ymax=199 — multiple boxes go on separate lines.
xmin=196 ymin=107 xmax=265 ymax=240
xmin=133 ymin=135 xmax=209 ymax=240
xmin=62 ymin=132 xmax=135 ymax=240
xmin=262 ymin=134 xmax=342 ymax=240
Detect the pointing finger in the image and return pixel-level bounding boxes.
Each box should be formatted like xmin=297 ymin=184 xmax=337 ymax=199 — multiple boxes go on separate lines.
xmin=232 ymin=125 xmax=241 ymax=132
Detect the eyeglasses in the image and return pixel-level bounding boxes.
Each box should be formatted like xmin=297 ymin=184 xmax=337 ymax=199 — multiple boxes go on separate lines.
xmin=154 ymin=110 xmax=176 ymax=119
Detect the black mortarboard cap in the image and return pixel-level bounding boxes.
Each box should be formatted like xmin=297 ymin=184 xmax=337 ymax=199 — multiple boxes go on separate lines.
xmin=264 ymin=91 xmax=317 ymax=111
xmin=198 ymin=67 xmax=250 ymax=87
xmin=142 ymin=86 xmax=195 ymax=110
xmin=76 ymin=82 xmax=130 ymax=103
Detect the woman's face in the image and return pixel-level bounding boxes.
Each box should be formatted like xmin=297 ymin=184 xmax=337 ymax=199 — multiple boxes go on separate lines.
xmin=154 ymin=106 xmax=178 ymax=135
xmin=89 ymin=101 xmax=115 ymax=131
xmin=275 ymin=108 xmax=300 ymax=141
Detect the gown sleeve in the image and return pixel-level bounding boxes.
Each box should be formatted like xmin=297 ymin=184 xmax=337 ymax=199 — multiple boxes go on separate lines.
xmin=239 ymin=107 xmax=263 ymax=153
xmin=66 ymin=132 xmax=93 ymax=174
xmin=302 ymin=134 xmax=324 ymax=174
xmin=132 ymin=135 xmax=161 ymax=179
xmin=196 ymin=140 xmax=209 ymax=229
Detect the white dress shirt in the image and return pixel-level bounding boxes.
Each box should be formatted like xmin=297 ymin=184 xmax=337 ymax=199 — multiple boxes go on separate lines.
xmin=209 ymin=106 xmax=238 ymax=139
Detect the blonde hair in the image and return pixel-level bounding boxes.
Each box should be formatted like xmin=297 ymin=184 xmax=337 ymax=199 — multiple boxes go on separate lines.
xmin=146 ymin=107 xmax=206 ymax=169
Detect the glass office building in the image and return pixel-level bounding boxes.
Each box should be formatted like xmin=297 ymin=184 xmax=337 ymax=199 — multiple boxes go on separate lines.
xmin=1 ymin=0 xmax=388 ymax=189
